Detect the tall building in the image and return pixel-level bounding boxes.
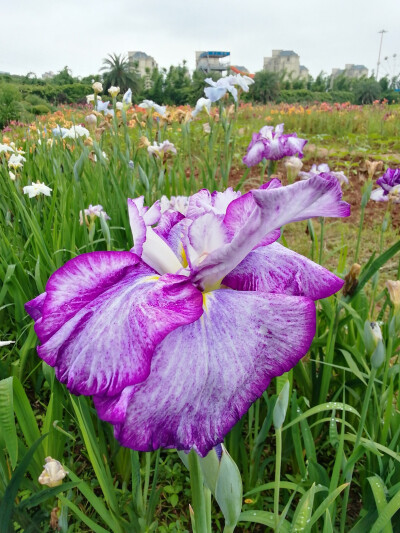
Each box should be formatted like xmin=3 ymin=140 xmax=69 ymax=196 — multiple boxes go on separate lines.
xmin=128 ymin=51 xmax=158 ymax=77
xmin=263 ymin=50 xmax=309 ymax=80
xmin=332 ymin=64 xmax=368 ymax=79
xmin=196 ymin=51 xmax=230 ymax=73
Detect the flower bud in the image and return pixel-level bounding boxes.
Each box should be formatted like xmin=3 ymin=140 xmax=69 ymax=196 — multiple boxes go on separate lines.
xmin=284 ymin=156 xmax=303 ymax=183
xmin=386 ymin=280 xmax=400 ymax=309
xmin=38 ymin=457 xmax=68 ymax=487
xmin=85 ymin=114 xmax=97 ymax=127
xmin=371 ymin=340 xmax=385 ymax=369
xmin=92 ymin=81 xmax=103 ymax=93
xmin=364 ymin=321 xmax=382 ymax=356
xmin=108 ymin=86 xmax=120 ymax=98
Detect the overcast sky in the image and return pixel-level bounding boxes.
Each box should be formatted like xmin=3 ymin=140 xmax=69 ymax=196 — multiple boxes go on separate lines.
xmin=1 ymin=0 xmax=399 ymax=79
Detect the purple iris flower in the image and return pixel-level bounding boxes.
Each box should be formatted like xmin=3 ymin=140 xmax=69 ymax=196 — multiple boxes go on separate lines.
xmin=25 ymin=175 xmax=350 ymax=457
xmin=243 ymin=124 xmax=307 ymax=167
xmin=299 ymin=164 xmax=349 ymax=186
xmin=371 ymin=168 xmax=400 ymax=202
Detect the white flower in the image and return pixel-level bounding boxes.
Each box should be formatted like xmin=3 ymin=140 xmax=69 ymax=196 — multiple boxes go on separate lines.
xmin=0 ymin=340 xmax=15 ymax=347
xmin=85 ymin=114 xmax=97 ymax=127
xmin=0 ymin=143 xmax=14 ymax=154
xmin=123 ymin=88 xmax=132 ymax=105
xmin=203 ymin=122 xmax=211 ymax=134
xmin=192 ymin=97 xmax=212 ymax=118
xmin=8 ymin=153 xmax=26 ymax=170
xmin=148 ymin=140 xmax=177 ymax=158
xmin=204 ymin=74 xmax=254 ymax=102
xmin=9 ymin=171 xmax=16 ymax=181
xmin=79 ymin=204 xmax=111 ymax=225
xmin=92 ymin=81 xmax=103 ymax=93
xmin=160 ymin=195 xmax=189 ymax=215
xmin=116 ymin=102 xmax=123 ymax=110
xmin=10 ymin=142 xmax=25 ymax=155
xmin=138 ymin=99 xmax=167 ymax=117
xmin=38 ymin=457 xmax=68 ymax=488
xmin=86 ymin=94 xmax=96 ymax=104
xmin=23 ymin=182 xmax=52 ymax=198
xmin=62 ymin=125 xmax=90 ymax=139
xmin=108 ymin=86 xmax=120 ymax=98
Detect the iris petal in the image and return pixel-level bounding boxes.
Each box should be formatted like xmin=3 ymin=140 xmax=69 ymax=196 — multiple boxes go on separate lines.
xmin=94 ymin=289 xmax=315 ymax=456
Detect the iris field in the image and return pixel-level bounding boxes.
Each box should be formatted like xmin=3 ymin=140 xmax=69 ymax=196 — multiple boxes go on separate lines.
xmin=1 ymin=82 xmax=400 ymax=532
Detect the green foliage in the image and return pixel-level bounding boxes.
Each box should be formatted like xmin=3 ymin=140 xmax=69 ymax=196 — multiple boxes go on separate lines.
xmin=0 ymin=84 xmax=23 ymax=129
xmin=101 ymin=53 xmax=141 ymax=94
xmin=249 ymin=70 xmax=280 ymax=103
xmin=353 ymin=77 xmax=382 ymax=104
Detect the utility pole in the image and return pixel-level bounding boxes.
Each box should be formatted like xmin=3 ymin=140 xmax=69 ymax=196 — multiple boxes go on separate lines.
xmin=376 ymin=30 xmax=388 ymax=79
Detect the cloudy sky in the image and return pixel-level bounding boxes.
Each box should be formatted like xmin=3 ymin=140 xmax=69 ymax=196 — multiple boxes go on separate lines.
xmin=1 ymin=0 xmax=399 ymax=79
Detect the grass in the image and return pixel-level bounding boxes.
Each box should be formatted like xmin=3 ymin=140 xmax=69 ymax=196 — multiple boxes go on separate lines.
xmin=0 ymin=99 xmax=400 ymax=532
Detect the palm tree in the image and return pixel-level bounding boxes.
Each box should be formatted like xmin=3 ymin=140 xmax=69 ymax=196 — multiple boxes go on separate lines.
xmin=100 ymin=53 xmax=140 ymax=95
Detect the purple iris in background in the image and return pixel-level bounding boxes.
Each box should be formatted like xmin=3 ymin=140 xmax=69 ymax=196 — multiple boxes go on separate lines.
xmin=26 ymin=175 xmax=349 ymax=456
xmin=299 ymin=164 xmax=349 ymax=186
xmin=371 ymin=167 xmax=400 ymax=202
xmin=243 ymin=124 xmax=307 ymax=167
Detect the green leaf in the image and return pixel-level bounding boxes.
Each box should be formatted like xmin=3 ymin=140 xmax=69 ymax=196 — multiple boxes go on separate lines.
xmin=0 ymin=377 xmax=18 ymax=469
xmin=215 ymin=445 xmax=242 ymax=528
xmin=239 ymin=510 xmax=290 ymax=531
xmin=0 ymin=433 xmax=47 ymax=533
xmin=370 ymin=489 xmax=400 ymax=533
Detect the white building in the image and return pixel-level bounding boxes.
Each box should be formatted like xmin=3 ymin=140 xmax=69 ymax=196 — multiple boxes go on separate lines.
xmin=332 ymin=64 xmax=368 ymax=79
xmin=263 ymin=50 xmax=309 ymax=80
xmin=128 ymin=51 xmax=158 ymax=77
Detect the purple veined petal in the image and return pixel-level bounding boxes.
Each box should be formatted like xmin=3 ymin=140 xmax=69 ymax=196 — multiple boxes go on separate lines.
xmin=191 ymin=174 xmax=350 ymax=290
xmin=370 ymin=188 xmax=388 ymax=201
xmin=128 ymin=198 xmax=147 ymax=256
xmin=186 ymin=189 xmax=213 ymax=219
xmin=25 ymin=292 xmax=47 ymax=321
xmin=183 ymin=213 xmax=229 ymax=270
xmin=144 ymin=200 xmax=161 ymax=225
xmin=30 ymin=251 xmax=142 ymax=343
xmin=274 ymin=123 xmax=285 ymax=136
xmin=263 ymin=138 xmax=288 ymax=160
xmin=154 ymin=210 xmax=185 ymax=240
xmin=259 ymin=125 xmax=274 ymax=140
xmin=284 ymin=135 xmax=307 ymax=157
xmin=94 ymin=290 xmax=315 ymax=456
xmin=243 ymin=139 xmax=266 ymax=167
xmin=36 ymin=269 xmax=203 ymax=397
xmin=211 ymin=187 xmax=241 ymax=214
xmin=223 ymin=242 xmax=344 ymax=300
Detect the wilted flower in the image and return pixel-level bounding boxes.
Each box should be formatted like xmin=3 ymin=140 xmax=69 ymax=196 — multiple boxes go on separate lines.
xmin=204 ymin=74 xmax=254 ymax=102
xmin=342 ymin=263 xmax=361 ymax=297
xmin=8 ymin=153 xmax=26 ymax=170
xmin=38 ymin=457 xmax=68 ymax=487
xmin=299 ymin=163 xmax=349 ymax=185
xmin=138 ymin=99 xmax=167 ymax=117
xmin=148 ymin=140 xmax=177 ymax=158
xmin=386 ymin=280 xmax=400 ymax=308
xmin=365 ymin=160 xmax=383 ymax=179
xmin=92 ymin=81 xmax=103 ymax=93
xmin=86 ymin=94 xmax=96 ymax=104
xmin=108 ymin=86 xmax=120 ymax=98
xmin=138 ymin=136 xmax=151 ymax=149
xmin=370 ymin=168 xmax=400 ymax=202
xmin=79 ymin=204 xmax=110 ymax=226
xmin=26 ymin=174 xmax=349 ymax=456
xmin=192 ymin=97 xmax=212 ymax=118
xmin=23 ymin=182 xmax=52 ymax=198
xmin=284 ymin=156 xmax=303 ymax=182
xmin=203 ymin=122 xmax=211 ymax=134
xmin=243 ymin=124 xmax=307 ymax=167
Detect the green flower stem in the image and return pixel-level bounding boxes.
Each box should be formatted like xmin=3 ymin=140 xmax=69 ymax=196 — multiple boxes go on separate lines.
xmin=267 ymin=160 xmax=277 ymax=178
xmin=354 ymin=203 xmax=366 ymax=264
xmin=274 ymin=426 xmax=282 ymax=530
xmin=340 ymin=366 xmax=377 ymax=533
xmin=381 ymin=334 xmax=393 ymax=397
xmin=188 ymin=449 xmax=208 ymax=533
xmin=318 ymin=217 xmax=325 ymax=265
xmin=223 ymin=526 xmax=236 ymax=533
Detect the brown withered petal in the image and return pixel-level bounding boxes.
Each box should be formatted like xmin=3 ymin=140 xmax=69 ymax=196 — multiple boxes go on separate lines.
xmin=342 ymin=263 xmax=361 ymax=297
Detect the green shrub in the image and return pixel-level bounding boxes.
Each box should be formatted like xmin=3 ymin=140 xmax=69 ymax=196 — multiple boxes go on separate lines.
xmin=0 ymin=83 xmax=23 ymax=129
xmin=30 ymin=104 xmax=51 ymax=115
